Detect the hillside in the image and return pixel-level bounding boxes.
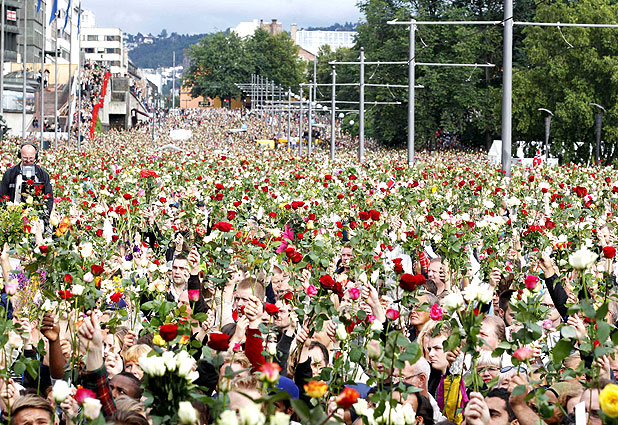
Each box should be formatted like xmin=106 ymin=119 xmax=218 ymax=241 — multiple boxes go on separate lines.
xmin=127 ymin=33 xmax=208 ymax=69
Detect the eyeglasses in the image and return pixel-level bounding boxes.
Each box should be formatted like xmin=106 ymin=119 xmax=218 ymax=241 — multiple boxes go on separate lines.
xmin=477 ymin=366 xmax=500 ymax=374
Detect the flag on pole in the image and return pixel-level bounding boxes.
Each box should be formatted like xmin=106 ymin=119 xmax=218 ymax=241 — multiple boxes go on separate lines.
xmin=49 ymin=0 xmax=58 ymax=25
xmin=62 ymin=0 xmax=71 ymax=33
xmin=77 ymin=2 xmax=81 ymax=34
xmin=36 ymin=0 xmax=42 ymax=13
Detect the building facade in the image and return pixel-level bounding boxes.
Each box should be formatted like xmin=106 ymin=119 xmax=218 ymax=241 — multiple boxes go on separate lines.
xmin=81 ymin=27 xmax=126 ymax=74
xmin=291 ymin=25 xmax=356 ymax=55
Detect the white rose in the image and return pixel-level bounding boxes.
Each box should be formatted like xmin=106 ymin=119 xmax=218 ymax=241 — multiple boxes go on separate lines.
xmin=162 ymin=351 xmax=177 ymax=372
xmin=442 ymin=292 xmax=465 ymax=311
xmin=269 ymin=412 xmax=290 ymax=425
xmin=402 ymin=403 xmax=416 ymax=424
xmin=569 ymin=248 xmax=598 ymax=270
xmin=367 ymin=340 xmax=383 ymax=359
xmin=178 ymin=401 xmax=198 ymax=424
xmin=336 ymin=323 xmax=348 ymax=341
xmin=71 ymin=284 xmax=85 ymax=296
xmin=370 ymin=320 xmax=384 ymax=332
xmin=239 ymin=402 xmax=265 ymax=425
xmin=353 ymin=399 xmax=371 ymax=417
xmin=357 ymin=272 xmax=368 ymax=285
xmin=139 ymin=355 xmax=165 ymax=376
xmin=371 ymin=269 xmax=379 ymax=283
xmin=52 ymin=380 xmax=71 ymax=403
xmin=41 ymin=299 xmax=53 ymax=312
xmin=176 ymin=350 xmax=196 ymax=377
xmin=217 ymin=410 xmax=239 ymax=425
xmin=7 ymin=332 xmax=23 ymax=350
xmin=463 ymin=283 xmax=493 ymax=304
xmin=83 ymin=397 xmax=102 ymax=420
xmin=79 ymin=242 xmax=94 ymax=258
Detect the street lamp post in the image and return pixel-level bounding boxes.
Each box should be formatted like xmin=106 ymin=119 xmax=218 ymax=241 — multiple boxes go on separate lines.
xmin=537 ymin=108 xmax=553 ymax=160
xmin=590 ymin=102 xmax=605 ymax=165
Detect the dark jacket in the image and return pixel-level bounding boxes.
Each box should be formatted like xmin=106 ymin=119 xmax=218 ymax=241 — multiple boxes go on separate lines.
xmin=0 ymin=163 xmax=53 ymax=216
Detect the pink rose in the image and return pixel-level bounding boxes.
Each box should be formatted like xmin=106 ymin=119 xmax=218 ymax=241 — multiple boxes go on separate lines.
xmin=385 ymin=309 xmax=400 ymax=321
xmin=429 ymin=304 xmax=443 ymax=321
xmin=348 ymin=288 xmax=360 ymax=300
xmin=524 ymin=275 xmax=539 ymax=290
xmin=513 ymin=346 xmax=534 ymax=361
xmin=188 ymin=289 xmax=200 ymax=301
xmin=306 ymin=284 xmax=318 ymax=296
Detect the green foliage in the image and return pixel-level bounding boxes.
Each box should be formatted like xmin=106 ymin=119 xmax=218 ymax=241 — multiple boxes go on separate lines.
xmin=184 ymin=29 xmax=304 ymax=101
xmin=512 ymin=0 xmax=618 ymax=164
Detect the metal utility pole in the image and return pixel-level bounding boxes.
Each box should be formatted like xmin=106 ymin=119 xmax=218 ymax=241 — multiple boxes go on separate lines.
xmin=54 ymin=17 xmax=58 ymax=149
xmin=172 ymin=51 xmax=176 ymax=109
xmin=22 ymin=0 xmax=28 ymax=138
xmin=287 ymin=87 xmax=291 ymax=148
xmin=407 ymin=20 xmax=416 ymax=165
xmin=538 ymin=108 xmax=553 ymax=160
xmin=501 ymin=0 xmax=513 ymax=176
xmin=0 ymin=0 xmax=5 ymax=117
xmin=308 ymin=81 xmax=312 ymax=155
xmin=276 ymin=84 xmax=281 ymax=141
xmin=40 ymin=2 xmax=45 ymax=147
xmin=78 ymin=4 xmax=82 ymax=150
xmin=359 ymin=47 xmax=365 ymax=163
xmin=298 ymin=84 xmax=303 ymax=156
xmin=590 ymin=102 xmax=605 ymax=165
xmin=330 ymin=65 xmax=336 ymax=161
xmin=66 ymin=4 xmax=73 ymax=146
xmin=271 ymin=81 xmax=275 ymax=133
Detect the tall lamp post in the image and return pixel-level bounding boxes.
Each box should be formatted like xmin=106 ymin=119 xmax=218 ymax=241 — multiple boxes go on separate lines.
xmin=589 ymin=102 xmax=605 ymax=165
xmin=537 ymin=108 xmax=553 ymax=160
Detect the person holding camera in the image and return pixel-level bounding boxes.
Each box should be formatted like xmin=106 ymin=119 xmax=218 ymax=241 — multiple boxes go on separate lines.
xmin=0 ymin=142 xmax=54 ymax=222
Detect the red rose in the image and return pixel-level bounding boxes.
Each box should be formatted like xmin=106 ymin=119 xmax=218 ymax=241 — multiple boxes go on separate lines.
xmin=369 ymin=210 xmax=381 ymax=221
xmin=393 ymin=263 xmax=404 ymax=274
xmin=91 ymin=264 xmax=105 ymax=276
xmin=95 ymin=229 xmax=103 ymax=237
xmin=399 ymin=273 xmax=425 ymax=292
xmin=110 ymin=292 xmax=123 ymax=303
xmin=64 ymin=274 xmax=73 ymax=284
xmin=290 ymin=252 xmax=303 ymax=264
xmin=58 ymin=290 xmax=73 ymax=300
xmin=426 ymin=214 xmax=435 ymax=223
xmin=359 ymin=211 xmax=370 ymax=221
xmin=227 ymin=210 xmax=237 ymax=220
xmin=213 ymin=221 xmax=233 ymax=232
xmin=264 ymin=303 xmax=280 ymax=315
xmin=573 ymin=186 xmax=588 ymax=198
xmin=602 ymin=246 xmax=616 ymax=259
xmin=336 ymin=387 xmax=360 ymax=409
xmin=159 ymin=324 xmax=179 ymax=342
xmin=39 ymin=245 xmax=48 ymax=254
xmin=207 ymin=332 xmax=230 ymax=351
xmin=386 ymin=309 xmax=400 ymax=321
xmin=123 ymin=193 xmax=132 ymax=200
xmin=593 ymin=339 xmax=601 ymax=348
xmin=319 ymin=274 xmax=336 ymax=291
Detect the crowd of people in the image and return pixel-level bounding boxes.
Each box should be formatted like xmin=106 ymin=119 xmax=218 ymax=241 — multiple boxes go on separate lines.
xmin=70 ymin=63 xmax=109 ymax=142
xmin=0 ymin=107 xmax=616 ymax=425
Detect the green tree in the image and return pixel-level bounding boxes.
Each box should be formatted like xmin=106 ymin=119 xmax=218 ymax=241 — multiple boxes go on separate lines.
xmin=246 ymin=28 xmax=304 ymax=91
xmin=183 ymin=32 xmax=249 ymax=100
xmin=512 ymin=0 xmax=618 ymax=164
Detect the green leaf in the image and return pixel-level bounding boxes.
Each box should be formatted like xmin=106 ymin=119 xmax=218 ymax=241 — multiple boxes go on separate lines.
xmin=552 ymin=339 xmax=574 ymax=364
xmin=290 ymin=399 xmax=312 ymax=423
xmin=512 ymin=384 xmax=527 ymax=396
xmin=560 ymin=325 xmax=578 ymax=339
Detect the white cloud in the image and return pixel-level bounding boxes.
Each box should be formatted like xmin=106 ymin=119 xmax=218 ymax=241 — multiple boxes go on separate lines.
xmin=87 ymin=0 xmax=362 ymax=35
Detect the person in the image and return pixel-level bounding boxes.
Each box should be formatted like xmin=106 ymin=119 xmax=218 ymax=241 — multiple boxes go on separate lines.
xmin=6 ymin=394 xmax=55 ymax=425
xmin=0 ymin=142 xmax=53 ymax=222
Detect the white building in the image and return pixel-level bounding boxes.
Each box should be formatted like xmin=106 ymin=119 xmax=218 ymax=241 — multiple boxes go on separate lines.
xmin=293 ymin=28 xmax=356 ymax=55
xmin=81 ymin=10 xmax=96 ymax=29
xmin=81 ymin=27 xmax=127 ymax=75
xmin=232 ymin=19 xmax=259 ymax=38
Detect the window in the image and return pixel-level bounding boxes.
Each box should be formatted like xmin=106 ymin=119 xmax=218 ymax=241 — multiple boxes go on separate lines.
xmin=87 ymin=35 xmax=98 ymax=41
xmin=85 ymin=48 xmax=94 ymax=53
xmin=105 ymin=48 xmax=118 ymax=54
xmin=106 ymin=35 xmax=118 ymax=42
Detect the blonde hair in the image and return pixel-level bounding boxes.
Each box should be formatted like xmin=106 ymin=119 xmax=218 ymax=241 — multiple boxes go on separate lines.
xmin=123 ymin=344 xmax=151 ymax=363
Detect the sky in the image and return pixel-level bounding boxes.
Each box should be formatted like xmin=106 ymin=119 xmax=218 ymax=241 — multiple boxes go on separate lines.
xmin=85 ymin=0 xmax=364 ymax=35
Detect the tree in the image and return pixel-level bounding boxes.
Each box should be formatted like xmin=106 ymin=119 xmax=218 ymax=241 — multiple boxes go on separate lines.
xmin=246 ymin=28 xmax=304 ymax=91
xmin=512 ymin=0 xmax=618 ymax=164
xmin=159 ymin=29 xmax=168 ymax=39
xmin=183 ymin=32 xmax=249 ymax=100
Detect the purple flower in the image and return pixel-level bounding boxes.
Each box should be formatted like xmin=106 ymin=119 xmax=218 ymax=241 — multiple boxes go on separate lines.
xmin=125 ymin=254 xmax=133 ymax=261
xmin=133 ymin=245 xmax=141 ymax=253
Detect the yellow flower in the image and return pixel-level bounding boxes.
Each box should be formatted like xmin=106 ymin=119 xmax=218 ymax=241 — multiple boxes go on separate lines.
xmin=304 ymin=380 xmax=328 ymax=398
xmin=431 ymin=186 xmax=437 ymax=193
xmin=600 ymin=384 xmax=618 ymax=418
xmin=152 ymin=334 xmax=166 ymax=346
xmin=178 ymin=335 xmax=190 ymax=345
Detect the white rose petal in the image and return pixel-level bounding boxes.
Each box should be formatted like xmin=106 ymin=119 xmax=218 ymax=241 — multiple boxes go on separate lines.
xmin=217 ymin=410 xmax=239 ymax=425
xmin=178 ymin=401 xmax=198 ymax=424
xmin=83 ymin=397 xmax=102 ymax=420
xmin=52 ymin=380 xmax=71 ymax=403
